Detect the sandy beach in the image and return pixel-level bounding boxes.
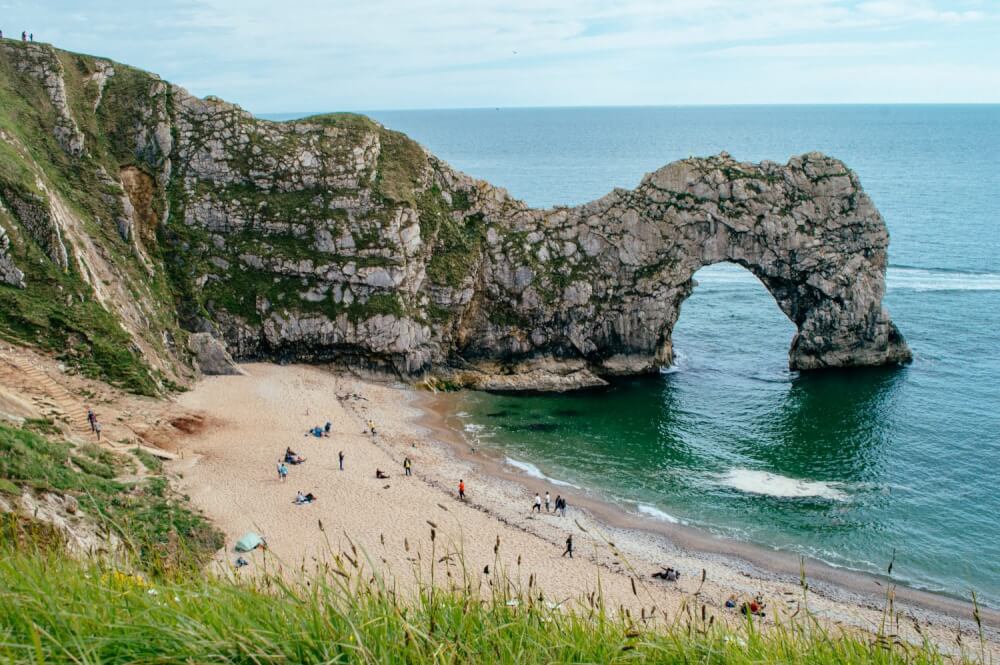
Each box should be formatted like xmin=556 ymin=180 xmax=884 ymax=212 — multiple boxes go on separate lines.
xmin=163 ymin=363 xmax=998 ymax=653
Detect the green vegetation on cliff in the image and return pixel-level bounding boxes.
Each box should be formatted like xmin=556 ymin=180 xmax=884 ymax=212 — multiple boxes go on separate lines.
xmin=0 ymin=421 xmax=222 ymax=572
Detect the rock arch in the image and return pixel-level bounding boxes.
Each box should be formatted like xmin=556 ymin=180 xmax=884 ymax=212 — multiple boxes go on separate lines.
xmin=456 ymin=152 xmax=912 ymax=388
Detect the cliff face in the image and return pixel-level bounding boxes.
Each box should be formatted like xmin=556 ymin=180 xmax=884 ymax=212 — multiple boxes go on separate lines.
xmin=0 ymin=42 xmax=910 ymax=392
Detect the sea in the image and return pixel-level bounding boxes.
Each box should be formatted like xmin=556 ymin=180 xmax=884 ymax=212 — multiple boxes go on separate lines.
xmin=267 ymin=106 xmax=1000 ymax=607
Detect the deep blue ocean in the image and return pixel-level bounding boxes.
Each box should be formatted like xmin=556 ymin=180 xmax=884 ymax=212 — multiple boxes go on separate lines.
xmin=272 ymin=106 xmax=1000 ymax=605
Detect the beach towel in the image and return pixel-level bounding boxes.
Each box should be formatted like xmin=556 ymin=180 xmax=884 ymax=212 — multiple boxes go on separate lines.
xmin=235 ymin=532 xmax=264 ymax=552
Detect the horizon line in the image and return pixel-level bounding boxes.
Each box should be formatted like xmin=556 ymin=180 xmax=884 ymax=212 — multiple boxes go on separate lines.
xmin=256 ymin=101 xmax=1000 ymax=117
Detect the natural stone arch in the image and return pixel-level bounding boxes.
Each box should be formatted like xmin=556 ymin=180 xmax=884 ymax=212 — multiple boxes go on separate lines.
xmin=453 ymin=152 xmax=912 ymax=388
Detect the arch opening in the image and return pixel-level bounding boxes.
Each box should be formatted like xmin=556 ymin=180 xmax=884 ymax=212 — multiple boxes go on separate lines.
xmin=663 ymin=262 xmax=798 ymax=372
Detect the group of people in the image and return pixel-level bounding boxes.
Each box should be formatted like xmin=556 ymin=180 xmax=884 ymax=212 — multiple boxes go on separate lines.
xmin=86 ymin=408 xmax=103 ymax=441
xmin=0 ymin=30 xmax=34 ymax=41
xmin=725 ymin=594 xmax=767 ymax=617
xmin=532 ymin=491 xmax=567 ymax=516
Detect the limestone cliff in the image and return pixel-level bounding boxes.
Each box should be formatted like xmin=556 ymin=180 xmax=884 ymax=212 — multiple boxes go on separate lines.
xmin=0 ymin=42 xmax=910 ymax=392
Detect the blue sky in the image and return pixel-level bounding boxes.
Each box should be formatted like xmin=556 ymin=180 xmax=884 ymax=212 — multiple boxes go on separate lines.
xmin=2 ymin=1 xmax=997 ymax=112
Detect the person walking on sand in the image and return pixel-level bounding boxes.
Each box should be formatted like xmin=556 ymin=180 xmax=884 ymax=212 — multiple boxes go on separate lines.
xmin=458 ymin=479 xmax=466 ymax=501
xmin=562 ymin=534 xmax=573 ymax=558
xmin=545 ymin=491 xmax=551 ymax=512
xmin=557 ymin=496 xmax=567 ymax=517
xmin=87 ymin=408 xmax=96 ymax=432
xmin=532 ymin=493 xmax=542 ymax=513
xmin=403 ymin=457 xmax=412 ymax=476
xmin=94 ymin=421 xmax=102 ymax=441
xmin=277 ymin=461 xmax=288 ymax=482
xmin=367 ymin=420 xmax=377 ymax=437
xmin=338 ymin=450 xmax=344 ymax=471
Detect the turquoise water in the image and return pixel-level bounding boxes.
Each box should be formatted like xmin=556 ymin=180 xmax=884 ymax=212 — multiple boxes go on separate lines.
xmin=275 ymin=106 xmax=1000 ymax=605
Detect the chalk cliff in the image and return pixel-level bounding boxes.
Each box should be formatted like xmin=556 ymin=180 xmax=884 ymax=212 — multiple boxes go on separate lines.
xmin=0 ymin=42 xmax=910 ymax=392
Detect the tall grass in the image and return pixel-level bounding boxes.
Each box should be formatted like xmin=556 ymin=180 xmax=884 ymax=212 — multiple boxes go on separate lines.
xmin=0 ymin=536 xmax=966 ymax=665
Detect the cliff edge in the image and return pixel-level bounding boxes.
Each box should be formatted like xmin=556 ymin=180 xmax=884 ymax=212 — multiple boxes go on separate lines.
xmin=0 ymin=41 xmax=910 ymax=392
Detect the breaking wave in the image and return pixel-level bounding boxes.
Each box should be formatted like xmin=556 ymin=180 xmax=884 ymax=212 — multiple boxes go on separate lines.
xmin=717 ymin=469 xmax=848 ymax=501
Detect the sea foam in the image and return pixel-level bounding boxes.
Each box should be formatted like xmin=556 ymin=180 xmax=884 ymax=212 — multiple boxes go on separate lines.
xmin=887 ymin=267 xmax=1000 ymax=292
xmin=718 ymin=469 xmax=847 ymax=501
xmin=504 ymin=457 xmax=579 ymax=488
xmin=636 ymin=503 xmax=680 ymax=523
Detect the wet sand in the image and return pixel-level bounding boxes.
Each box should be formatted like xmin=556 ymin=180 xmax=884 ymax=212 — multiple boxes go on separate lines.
xmin=168 ymin=363 xmax=998 ymax=653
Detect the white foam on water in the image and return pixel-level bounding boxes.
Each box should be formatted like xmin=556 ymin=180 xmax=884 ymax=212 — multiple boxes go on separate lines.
xmin=504 ymin=457 xmax=580 ymax=488
xmin=636 ymin=503 xmax=680 ymax=523
xmin=887 ymin=267 xmax=1000 ymax=292
xmin=454 ymin=411 xmax=471 ymax=418
xmin=718 ymin=469 xmax=848 ymax=501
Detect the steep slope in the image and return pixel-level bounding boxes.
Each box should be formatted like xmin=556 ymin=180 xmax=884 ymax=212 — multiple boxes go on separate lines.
xmin=0 ymin=42 xmax=910 ymax=392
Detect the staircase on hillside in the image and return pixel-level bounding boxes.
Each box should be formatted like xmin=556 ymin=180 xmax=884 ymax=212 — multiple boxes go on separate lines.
xmin=0 ymin=349 xmax=91 ymax=434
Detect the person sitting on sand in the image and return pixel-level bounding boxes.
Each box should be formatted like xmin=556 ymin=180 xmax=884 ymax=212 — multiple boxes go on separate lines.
xmin=725 ymin=594 xmax=738 ymax=609
xmin=294 ymin=491 xmax=316 ymax=505
xmin=740 ymin=595 xmax=766 ymax=617
xmin=375 ymin=468 xmax=389 ymax=479
xmin=284 ymin=447 xmax=305 ymax=464
xmin=652 ymin=566 xmax=680 ymax=582
xmin=324 ymin=421 xmax=331 ymax=436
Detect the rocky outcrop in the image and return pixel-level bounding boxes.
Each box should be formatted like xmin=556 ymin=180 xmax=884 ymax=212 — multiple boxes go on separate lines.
xmin=0 ymin=43 xmax=911 ymax=392
xmin=0 ymin=223 xmax=25 ymax=288
xmin=187 ymin=332 xmax=242 ymax=376
xmin=0 ymin=42 xmax=85 ymax=156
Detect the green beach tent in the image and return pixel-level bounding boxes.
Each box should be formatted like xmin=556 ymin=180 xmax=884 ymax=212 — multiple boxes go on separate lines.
xmin=235 ymin=532 xmax=264 ymax=552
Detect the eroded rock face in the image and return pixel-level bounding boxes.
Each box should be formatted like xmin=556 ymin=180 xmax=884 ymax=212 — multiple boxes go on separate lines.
xmin=0 ymin=44 xmax=911 ymax=391
xmin=187 ymin=332 xmax=243 ymax=376
xmin=153 ymin=90 xmax=910 ymax=387
xmin=0 ymin=223 xmax=25 ymax=288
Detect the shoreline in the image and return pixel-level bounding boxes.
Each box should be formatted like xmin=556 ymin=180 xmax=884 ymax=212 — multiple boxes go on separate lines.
xmin=163 ymin=363 xmax=998 ymax=655
xmin=415 ymin=388 xmax=1000 ymax=628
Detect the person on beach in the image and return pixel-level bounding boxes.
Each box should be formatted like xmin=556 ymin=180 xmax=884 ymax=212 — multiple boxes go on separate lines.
xmin=545 ymin=491 xmax=551 ymax=512
xmin=375 ymin=468 xmax=389 ymax=479
xmin=87 ymin=408 xmax=96 ymax=432
xmin=532 ymin=493 xmax=542 ymax=513
xmin=284 ymin=447 xmax=305 ymax=464
xmin=338 ymin=450 xmax=344 ymax=470
xmin=458 ymin=479 xmax=466 ymax=501
xmin=367 ymin=420 xmax=377 ymax=437
xmin=558 ymin=496 xmax=567 ymax=517
xmin=562 ymin=534 xmax=573 ymax=558
xmin=95 ymin=421 xmax=102 ymax=441
xmin=21 ymin=31 xmax=27 ymax=42
xmin=324 ymin=421 xmax=331 ymax=437
xmin=277 ymin=462 xmax=288 ymax=482
xmin=403 ymin=457 xmax=412 ymax=476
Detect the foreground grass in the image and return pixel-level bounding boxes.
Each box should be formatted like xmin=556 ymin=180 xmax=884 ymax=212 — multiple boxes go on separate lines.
xmin=0 ymin=544 xmax=964 ymax=665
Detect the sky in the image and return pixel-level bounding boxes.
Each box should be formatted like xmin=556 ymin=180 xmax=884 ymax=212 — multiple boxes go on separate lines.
xmin=2 ymin=1 xmax=998 ymax=112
